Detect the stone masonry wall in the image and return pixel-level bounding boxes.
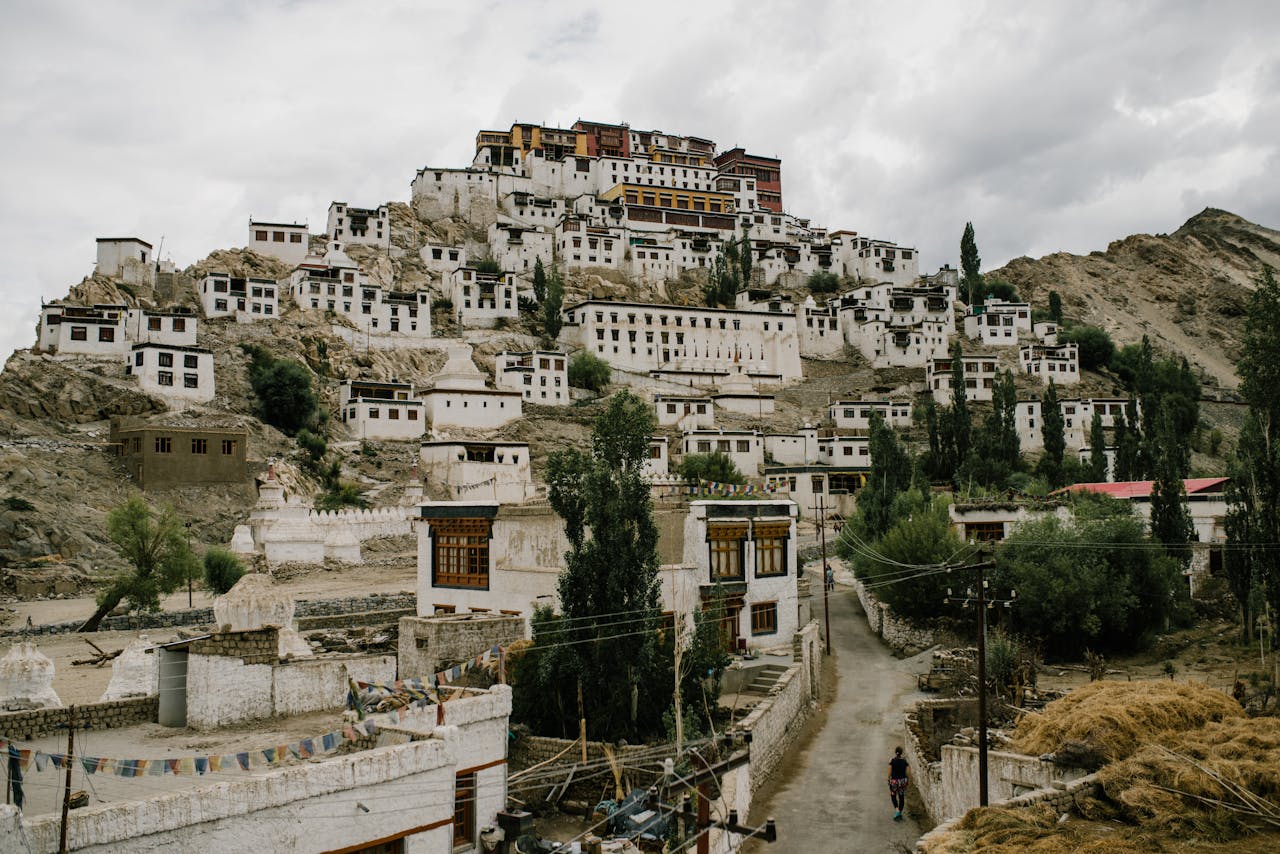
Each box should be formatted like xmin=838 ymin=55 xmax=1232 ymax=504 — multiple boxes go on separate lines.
xmin=852 ymin=577 xmax=935 ymax=654
xmin=398 ymin=614 xmax=525 ymax=679
xmin=0 ymin=697 xmax=158 ymax=740
xmin=189 ymin=627 xmax=279 ymax=664
xmin=2 ymin=592 xmax=417 ymax=638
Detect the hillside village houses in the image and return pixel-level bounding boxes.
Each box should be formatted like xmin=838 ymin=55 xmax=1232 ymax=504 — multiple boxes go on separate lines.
xmin=416 ymin=497 xmax=800 ymax=649
xmin=417 ymin=345 xmax=523 ymax=431
xmin=683 ymin=428 xmax=766 ymax=477
xmin=419 ymin=440 xmax=537 ymax=503
xmin=126 ymin=343 xmax=216 ymax=404
xmin=95 ymin=237 xmax=155 ymax=285
xmin=448 ymin=267 xmax=521 ymax=328
xmin=829 ymin=399 xmax=914 ymax=431
xmin=37 ymin=303 xmax=129 ymax=356
xmin=247 ymin=219 xmax=309 ymax=266
xmin=962 ymin=297 xmax=1033 ymax=345
xmin=1015 ymin=397 xmax=1135 ymax=450
xmin=927 ymin=353 xmax=1002 ymax=404
xmin=655 ymin=393 xmax=716 ymax=429
xmin=495 ymin=349 xmax=569 ymax=405
xmin=1020 ymin=341 xmax=1082 ymax=383
xmin=326 ymin=201 xmax=390 ymax=250
xmin=289 ymin=241 xmax=433 ymax=340
xmin=339 ymin=378 xmax=426 ymax=441
xmin=199 ymin=271 xmax=280 ymax=321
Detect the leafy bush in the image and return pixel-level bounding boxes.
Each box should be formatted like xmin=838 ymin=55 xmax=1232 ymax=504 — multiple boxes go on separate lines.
xmin=203 ymin=548 xmax=246 ymax=595
xmin=807 ymin=271 xmax=840 ymax=294
xmin=296 ymin=429 xmax=327 ymax=465
xmin=316 ymin=483 xmax=367 ymax=510
xmin=1060 ymin=325 xmax=1115 ymax=371
xmin=982 ymin=278 xmax=1020 ymax=303
xmin=241 ymin=346 xmax=318 ymax=435
xmin=567 ymin=351 xmax=611 ymax=392
xmin=472 ymin=258 xmax=502 ymax=275
xmin=679 ymin=452 xmax=745 ymax=486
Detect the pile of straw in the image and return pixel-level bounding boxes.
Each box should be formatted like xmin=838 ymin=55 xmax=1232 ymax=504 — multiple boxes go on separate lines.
xmin=1010 ymin=680 xmax=1244 ymax=764
xmin=1098 ymin=717 xmax=1280 ymax=838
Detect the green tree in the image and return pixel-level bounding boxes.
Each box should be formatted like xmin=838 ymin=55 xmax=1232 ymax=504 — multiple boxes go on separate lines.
xmin=961 ymin=221 xmax=982 ymax=305
xmin=249 ymin=356 xmax=318 ymax=435
xmin=80 ymin=497 xmax=200 ymax=632
xmin=679 ymin=452 xmax=745 ymax=486
xmin=842 ymin=494 xmax=965 ymax=620
xmin=203 ymin=547 xmax=246 ymax=595
xmin=966 ymin=369 xmax=1020 ymax=486
xmin=855 ymin=412 xmax=914 ymax=540
xmin=1224 ymin=266 xmax=1280 ymax=638
xmin=1113 ymin=399 xmax=1142 ymax=481
xmin=541 ymin=265 xmax=564 ymax=338
xmin=806 ymin=271 xmax=840 ymax=294
xmin=1149 ymin=414 xmax=1194 ymax=571
xmin=568 ymin=350 xmax=611 ymax=392
xmin=472 ymin=257 xmax=501 ymax=275
xmin=1048 ymin=291 xmax=1063 ymax=325
xmin=997 ymin=510 xmax=1180 ymax=658
xmin=1061 ymin=326 xmax=1115 ymax=371
xmin=1038 ymin=380 xmax=1066 ymax=487
xmin=705 ymin=252 xmax=727 ymax=307
xmin=739 ymin=225 xmax=753 ymax=286
xmin=1088 ymin=410 xmax=1108 ymax=482
xmin=532 ymin=256 xmax=547 ymax=304
xmin=543 ymin=391 xmax=664 ymax=740
xmin=941 ymin=340 xmax=972 ymax=481
xmin=983 ymin=279 xmax=1019 ymax=303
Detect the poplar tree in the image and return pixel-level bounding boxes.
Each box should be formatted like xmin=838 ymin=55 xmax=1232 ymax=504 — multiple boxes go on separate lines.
xmin=961 ymin=222 xmax=982 ymax=305
xmin=1225 ymin=266 xmax=1280 ymax=639
xmin=857 ymin=412 xmax=913 ymax=540
xmin=541 ymin=266 xmax=564 ymax=339
xmin=1039 ymin=380 xmax=1066 ymax=488
xmin=1150 ymin=407 xmax=1194 ymax=570
xmin=532 ymin=256 xmax=547 ymax=304
xmin=739 ymin=225 xmax=753 ymax=286
xmin=1048 ymin=290 xmax=1063 ymax=325
xmin=1088 ymin=410 xmax=1109 ymax=482
xmin=946 ymin=340 xmax=971 ymax=471
xmin=545 ymin=391 xmax=662 ymax=740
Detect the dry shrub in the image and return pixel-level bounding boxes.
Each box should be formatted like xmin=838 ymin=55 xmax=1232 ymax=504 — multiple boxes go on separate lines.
xmin=1097 ymin=717 xmax=1280 ymax=839
xmin=1010 ymin=680 xmax=1243 ymax=764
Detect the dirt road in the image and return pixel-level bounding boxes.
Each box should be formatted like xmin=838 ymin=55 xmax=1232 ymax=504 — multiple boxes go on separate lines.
xmin=746 ymin=580 xmax=928 ymax=853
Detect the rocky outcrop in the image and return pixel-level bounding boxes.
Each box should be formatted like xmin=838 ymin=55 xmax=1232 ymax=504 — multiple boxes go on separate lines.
xmin=0 ymin=353 xmax=165 ymax=423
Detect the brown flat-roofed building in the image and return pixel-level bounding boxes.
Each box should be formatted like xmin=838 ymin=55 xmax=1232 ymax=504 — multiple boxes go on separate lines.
xmin=110 ymin=420 xmax=249 ymax=490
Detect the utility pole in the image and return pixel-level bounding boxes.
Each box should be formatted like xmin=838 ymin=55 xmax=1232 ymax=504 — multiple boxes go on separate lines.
xmin=59 ymin=705 xmax=75 ymax=854
xmin=976 ymin=560 xmax=989 ymax=807
xmin=817 ymin=493 xmax=831 ymax=655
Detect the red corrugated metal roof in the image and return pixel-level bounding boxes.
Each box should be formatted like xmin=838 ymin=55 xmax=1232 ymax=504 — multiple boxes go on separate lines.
xmin=1056 ymin=477 xmax=1229 ymax=499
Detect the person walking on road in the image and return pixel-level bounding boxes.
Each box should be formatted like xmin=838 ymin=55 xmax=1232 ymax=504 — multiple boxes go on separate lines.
xmin=824 ymin=563 xmax=834 ymax=592
xmin=888 ymin=746 xmax=910 ymax=820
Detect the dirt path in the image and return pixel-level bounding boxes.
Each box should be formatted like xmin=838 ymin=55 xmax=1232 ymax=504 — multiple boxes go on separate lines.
xmin=745 ymin=580 xmax=929 ymax=853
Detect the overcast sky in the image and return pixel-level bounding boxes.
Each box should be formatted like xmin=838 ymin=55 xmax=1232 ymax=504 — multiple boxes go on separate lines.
xmin=2 ymin=0 xmax=1278 ymax=360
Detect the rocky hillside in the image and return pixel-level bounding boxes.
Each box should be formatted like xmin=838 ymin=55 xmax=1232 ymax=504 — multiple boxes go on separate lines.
xmin=989 ymin=208 xmax=1280 ymax=390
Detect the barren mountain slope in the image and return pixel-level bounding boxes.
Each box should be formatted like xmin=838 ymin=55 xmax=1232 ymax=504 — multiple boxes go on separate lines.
xmin=989 ymin=208 xmax=1280 ymax=390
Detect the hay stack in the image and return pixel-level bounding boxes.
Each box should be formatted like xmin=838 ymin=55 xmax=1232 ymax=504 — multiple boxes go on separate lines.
xmin=1010 ymin=680 xmax=1243 ymax=764
xmin=1097 ymin=717 xmax=1280 ymax=839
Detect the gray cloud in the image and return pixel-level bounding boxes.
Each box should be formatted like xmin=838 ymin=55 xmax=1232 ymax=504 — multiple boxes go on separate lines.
xmin=2 ymin=0 xmax=1279 ymax=360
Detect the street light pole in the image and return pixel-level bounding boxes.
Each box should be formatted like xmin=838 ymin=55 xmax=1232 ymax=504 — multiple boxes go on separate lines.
xmin=817 ymin=494 xmax=831 ymax=655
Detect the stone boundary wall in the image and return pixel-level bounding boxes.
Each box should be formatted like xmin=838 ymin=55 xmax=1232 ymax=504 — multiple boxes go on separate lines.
xmin=189 ymin=627 xmax=279 ymax=664
xmin=939 ymin=743 xmax=1089 ymax=822
xmin=915 ymin=774 xmax=1101 ymax=853
xmin=852 ymin=577 xmax=935 ymax=654
xmin=2 ymin=592 xmax=418 ymax=638
xmin=0 ymin=697 xmax=158 ymax=740
xmin=297 ymin=608 xmax=415 ymax=631
xmin=903 ymin=697 xmax=982 ymax=822
xmin=304 ymin=507 xmax=413 ymax=542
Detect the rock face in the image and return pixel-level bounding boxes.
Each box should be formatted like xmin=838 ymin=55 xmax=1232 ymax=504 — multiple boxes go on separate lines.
xmin=99 ymin=635 xmax=159 ymax=701
xmin=212 ymin=573 xmax=313 ymax=659
xmin=0 ymin=353 xmax=166 ymax=423
xmin=0 ymin=641 xmax=62 ymax=709
xmin=988 ymin=208 xmax=1280 ymax=390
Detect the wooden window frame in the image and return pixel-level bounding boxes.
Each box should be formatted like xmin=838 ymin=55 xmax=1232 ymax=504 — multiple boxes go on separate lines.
xmin=750 ymin=601 xmax=778 ymax=635
xmin=430 ymin=518 xmax=492 ymax=589
xmin=708 ymin=523 xmax=748 ymax=582
xmin=965 ymin=521 xmax=1005 ymax=542
xmin=754 ymin=523 xmax=789 ymax=578
xmin=453 ymin=771 xmax=476 ymax=847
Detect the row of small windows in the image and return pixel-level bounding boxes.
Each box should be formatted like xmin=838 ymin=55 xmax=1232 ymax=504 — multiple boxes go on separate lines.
xmin=255 ymin=230 xmax=304 ymax=244
xmin=142 ymin=437 xmax=237 ymax=455
xmin=587 ymin=311 xmax=785 ymax=333
xmin=214 ymin=299 xmax=274 ymax=315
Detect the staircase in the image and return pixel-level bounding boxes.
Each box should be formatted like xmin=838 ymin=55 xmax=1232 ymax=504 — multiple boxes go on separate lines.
xmin=739 ymin=663 xmax=789 ymax=696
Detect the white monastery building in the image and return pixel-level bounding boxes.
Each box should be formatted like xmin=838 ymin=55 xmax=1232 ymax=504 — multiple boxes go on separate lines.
xmin=495 ymin=350 xmax=569 ymax=405
xmin=682 ymin=428 xmax=765 ymax=477
xmin=927 ymin=353 xmax=1003 ymax=404
xmin=655 ymin=394 xmax=716 ymax=429
xmin=829 ymin=399 xmax=913 ymax=431
xmin=200 ymin=273 xmax=280 ymax=321
xmin=125 ymin=309 xmax=198 ymax=347
xmin=126 ymin=343 xmax=215 ymax=403
xmin=1020 ymin=342 xmax=1081 ymax=385
xmin=95 ymin=237 xmax=153 ymax=281
xmin=248 ymin=220 xmax=309 ymax=266
xmin=36 ymin=303 xmax=128 ymax=357
xmin=326 ymin=202 xmax=390 ymax=250
xmin=448 ymin=268 xmax=520 ymax=328
xmin=963 ymin=298 xmax=1032 ymax=345
xmin=419 ymin=440 xmax=536 ymax=504
xmin=417 ymin=346 xmax=522 ymax=432
xmin=339 ymin=379 xmax=425 ymax=441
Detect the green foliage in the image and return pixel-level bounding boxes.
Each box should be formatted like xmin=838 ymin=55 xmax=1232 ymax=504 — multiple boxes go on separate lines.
xmin=1149 ymin=408 xmax=1194 ymax=569
xmin=533 ymin=391 xmax=665 ymax=740
xmin=981 ymin=279 xmax=1019 ymax=303
xmin=739 ymin=225 xmax=753 ymax=286
xmin=856 ymin=413 xmax=914 ymax=540
xmin=1060 ymin=325 xmax=1115 ymax=371
xmin=244 ymin=348 xmax=318 ymax=436
xmin=82 ymin=497 xmax=200 ymax=630
xmin=3 ymin=496 xmax=35 ymax=512
xmin=296 ymin=429 xmax=327 ymax=466
xmin=316 ymin=483 xmax=367 ymax=510
xmin=841 ymin=494 xmax=965 ymax=620
xmin=1113 ymin=402 xmax=1142 ymax=481
xmin=1111 ymin=335 xmax=1199 ymax=479
xmin=806 ymin=271 xmax=840 ymax=294
xmin=202 ymin=547 xmax=246 ymax=595
xmin=541 ymin=265 xmax=564 ymax=338
xmin=1087 ymin=410 xmax=1108 ymax=482
xmin=1048 ymin=291 xmax=1063 ymax=325
xmin=472 ymin=257 xmax=502 ymax=275
xmin=1224 ymin=266 xmax=1280 ymax=639
xmin=965 ymin=370 xmax=1020 ymax=487
xmin=961 ymin=222 xmax=982 ymax=305
xmin=532 ymin=256 xmax=547 ymax=304
xmin=997 ymin=512 xmax=1181 ymax=658
xmin=679 ymin=452 xmax=745 ymax=486
xmin=568 ymin=350 xmax=611 ymax=392
xmin=1037 ymin=380 xmax=1066 ymax=487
